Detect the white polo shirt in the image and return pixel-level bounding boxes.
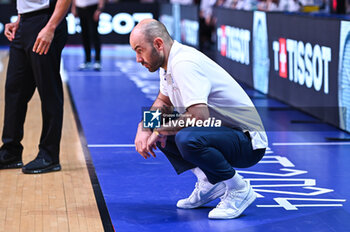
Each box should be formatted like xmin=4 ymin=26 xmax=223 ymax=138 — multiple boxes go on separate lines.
xmin=17 ymin=0 xmax=50 ymax=14
xmin=159 ymin=41 xmax=268 ymax=150
xmin=75 ymin=0 xmax=99 ymax=8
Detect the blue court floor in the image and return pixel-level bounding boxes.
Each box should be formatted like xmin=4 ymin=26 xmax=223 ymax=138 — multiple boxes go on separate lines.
xmin=63 ymin=45 xmax=350 ymax=232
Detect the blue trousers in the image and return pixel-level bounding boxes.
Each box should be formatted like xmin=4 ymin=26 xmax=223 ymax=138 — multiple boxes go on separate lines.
xmin=157 ymin=127 xmax=265 ymax=184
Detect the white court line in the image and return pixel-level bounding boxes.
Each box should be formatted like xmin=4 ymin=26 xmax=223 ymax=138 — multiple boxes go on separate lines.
xmin=60 ymin=58 xmax=68 ymax=82
xmin=88 ymin=144 xmax=135 ymax=148
xmin=273 ymin=142 xmax=350 ymax=146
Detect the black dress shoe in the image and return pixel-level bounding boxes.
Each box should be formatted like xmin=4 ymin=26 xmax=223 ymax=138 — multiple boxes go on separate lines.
xmin=22 ymin=156 xmax=61 ymax=174
xmin=0 ymin=149 xmax=23 ymax=169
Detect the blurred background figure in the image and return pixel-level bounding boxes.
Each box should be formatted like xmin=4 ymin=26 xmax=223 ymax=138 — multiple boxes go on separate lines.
xmin=199 ymin=0 xmax=216 ymax=52
xmin=236 ymin=0 xmax=259 ymax=10
xmin=140 ymin=0 xmax=171 ymax=2
xmin=257 ymin=0 xmax=279 ymax=11
xmin=170 ymin=0 xmax=193 ymax=4
xmin=277 ymin=0 xmax=300 ymax=11
xmin=71 ymin=0 xmax=105 ymax=71
xmin=215 ymin=0 xmax=259 ymax=10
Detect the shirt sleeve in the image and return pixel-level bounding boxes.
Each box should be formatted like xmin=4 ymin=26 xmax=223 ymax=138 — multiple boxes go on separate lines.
xmin=172 ymin=61 xmax=211 ymax=109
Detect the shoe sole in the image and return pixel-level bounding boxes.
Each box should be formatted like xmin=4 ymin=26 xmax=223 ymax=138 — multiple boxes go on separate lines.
xmin=0 ymin=161 xmax=23 ymax=169
xmin=22 ymin=164 xmax=61 ymax=174
xmin=177 ymin=184 xmax=226 ymax=209
xmin=208 ymin=189 xmax=257 ymax=219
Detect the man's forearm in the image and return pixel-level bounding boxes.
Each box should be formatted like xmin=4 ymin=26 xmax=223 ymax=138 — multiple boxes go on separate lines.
xmin=46 ymin=0 xmax=71 ymax=30
xmin=149 ymin=92 xmax=173 ymax=115
xmin=157 ymin=111 xmax=195 ymax=134
xmin=98 ymin=0 xmax=105 ymax=10
xmin=139 ymin=92 xmax=173 ymax=129
xmin=157 ymin=104 xmax=210 ymax=135
xmin=150 ymin=99 xmax=173 ymax=115
xmin=16 ymin=14 xmax=21 ymax=24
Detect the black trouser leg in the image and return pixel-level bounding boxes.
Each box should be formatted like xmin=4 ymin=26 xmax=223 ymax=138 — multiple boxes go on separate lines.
xmin=91 ymin=14 xmax=101 ymax=62
xmin=1 ymin=45 xmax=36 ymax=157
xmin=2 ymin=11 xmax=67 ymax=164
xmin=78 ymin=5 xmax=99 ymax=63
xmin=28 ymin=20 xmax=67 ymax=163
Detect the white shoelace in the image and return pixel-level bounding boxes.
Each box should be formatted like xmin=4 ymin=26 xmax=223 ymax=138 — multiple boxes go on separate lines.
xmin=188 ymin=181 xmax=212 ymax=200
xmin=216 ymin=190 xmax=237 ymax=209
xmin=188 ymin=182 xmax=202 ymax=199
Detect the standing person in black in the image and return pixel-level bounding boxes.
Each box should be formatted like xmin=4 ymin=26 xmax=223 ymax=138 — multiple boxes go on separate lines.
xmin=71 ymin=0 xmax=104 ymax=71
xmin=0 ymin=0 xmax=71 ymax=174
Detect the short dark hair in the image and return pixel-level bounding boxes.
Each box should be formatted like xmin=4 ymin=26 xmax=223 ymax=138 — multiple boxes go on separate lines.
xmin=141 ymin=20 xmax=173 ymax=45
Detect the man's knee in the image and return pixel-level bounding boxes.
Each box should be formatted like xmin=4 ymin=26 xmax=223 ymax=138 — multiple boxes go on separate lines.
xmin=175 ymin=129 xmax=204 ymax=160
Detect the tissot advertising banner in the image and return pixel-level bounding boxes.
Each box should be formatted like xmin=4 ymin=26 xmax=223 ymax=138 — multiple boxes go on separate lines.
xmin=214 ymin=8 xmax=253 ymax=86
xmin=267 ymin=14 xmax=340 ymax=126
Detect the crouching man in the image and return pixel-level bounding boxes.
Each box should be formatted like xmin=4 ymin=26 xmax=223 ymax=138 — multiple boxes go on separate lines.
xmin=130 ymin=19 xmax=267 ymax=219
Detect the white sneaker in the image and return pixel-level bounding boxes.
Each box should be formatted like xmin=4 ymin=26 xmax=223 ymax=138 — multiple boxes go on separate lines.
xmin=208 ymin=182 xmax=256 ymax=219
xmin=177 ymin=181 xmax=226 ymax=209
xmin=93 ymin=62 xmax=101 ymax=71
xmin=79 ymin=62 xmax=92 ymax=70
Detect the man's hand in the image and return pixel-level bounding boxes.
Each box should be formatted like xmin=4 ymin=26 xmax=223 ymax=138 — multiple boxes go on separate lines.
xmin=33 ymin=26 xmax=55 ymax=55
xmin=4 ymin=21 xmax=19 ymax=42
xmin=135 ymin=92 xmax=172 ymax=158
xmin=93 ymin=9 xmax=101 ymax=22
xmin=135 ymin=122 xmax=153 ymax=159
xmin=146 ymin=131 xmax=167 ymax=158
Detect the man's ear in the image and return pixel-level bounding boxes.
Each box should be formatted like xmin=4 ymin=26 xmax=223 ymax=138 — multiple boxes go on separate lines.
xmin=153 ymin=37 xmax=164 ymax=51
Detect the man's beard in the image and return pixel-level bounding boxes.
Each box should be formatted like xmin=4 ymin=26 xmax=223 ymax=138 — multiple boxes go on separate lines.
xmin=147 ymin=46 xmax=165 ymax=72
